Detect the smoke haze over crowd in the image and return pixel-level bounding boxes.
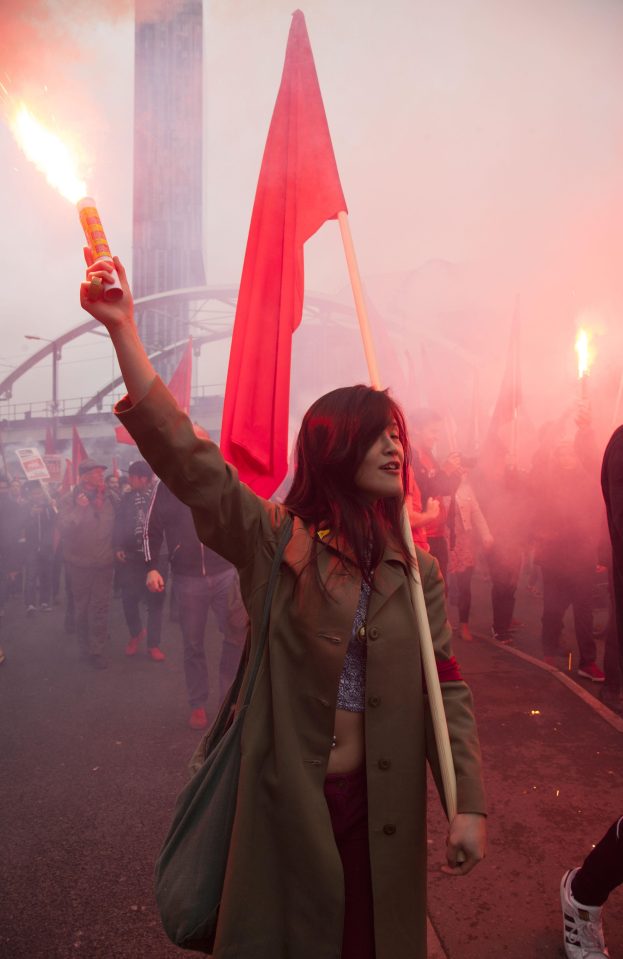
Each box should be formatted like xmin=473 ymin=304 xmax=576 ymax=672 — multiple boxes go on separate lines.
xmin=0 ymin=0 xmax=622 ymax=459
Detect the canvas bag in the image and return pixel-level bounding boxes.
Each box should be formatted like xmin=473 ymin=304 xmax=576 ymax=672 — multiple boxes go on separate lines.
xmin=154 ymin=515 xmax=293 ymax=952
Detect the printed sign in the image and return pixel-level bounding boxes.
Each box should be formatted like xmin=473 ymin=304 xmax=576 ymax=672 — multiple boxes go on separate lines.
xmin=15 ymin=448 xmax=50 ymax=481
xmin=43 ymin=454 xmax=62 ymax=484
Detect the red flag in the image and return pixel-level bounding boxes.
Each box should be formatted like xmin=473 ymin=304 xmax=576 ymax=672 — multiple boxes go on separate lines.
xmin=115 ymin=340 xmax=193 ymax=445
xmin=220 ymin=10 xmax=347 ymax=497
xmin=61 ymin=458 xmax=73 ymax=495
xmin=44 ymin=424 xmax=56 ymax=455
xmin=72 ymin=427 xmax=87 ymax=485
xmin=487 ymin=305 xmax=522 ymax=441
xmin=167 ymin=338 xmax=193 ymax=412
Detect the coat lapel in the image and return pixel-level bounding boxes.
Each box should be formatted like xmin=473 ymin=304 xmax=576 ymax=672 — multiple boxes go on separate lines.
xmin=367 ymin=545 xmax=412 ymax=624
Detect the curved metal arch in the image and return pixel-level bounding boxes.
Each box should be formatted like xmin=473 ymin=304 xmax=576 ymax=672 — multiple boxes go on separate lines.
xmin=0 ymin=286 xmax=357 ymax=402
xmin=77 ymin=330 xmax=227 ymax=414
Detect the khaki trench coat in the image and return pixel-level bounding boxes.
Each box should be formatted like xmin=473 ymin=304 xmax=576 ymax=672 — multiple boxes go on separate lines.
xmin=117 ymin=378 xmax=486 ymax=959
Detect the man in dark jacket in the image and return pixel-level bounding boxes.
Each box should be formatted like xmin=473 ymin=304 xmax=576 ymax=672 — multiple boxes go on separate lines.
xmin=601 ymin=426 xmax=623 ymax=711
xmin=145 ymin=479 xmax=248 ymax=729
xmin=59 ymin=458 xmax=116 ymax=669
xmin=537 ymin=433 xmax=604 ymax=680
xmin=113 ymin=460 xmax=165 ymax=660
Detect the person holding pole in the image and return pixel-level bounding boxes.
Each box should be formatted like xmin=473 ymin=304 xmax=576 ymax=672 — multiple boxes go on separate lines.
xmin=80 ymin=253 xmax=486 ymax=959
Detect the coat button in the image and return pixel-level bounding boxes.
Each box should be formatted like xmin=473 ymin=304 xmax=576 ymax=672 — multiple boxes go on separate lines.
xmin=357 ymin=625 xmax=366 ymax=640
xmin=368 ymin=626 xmax=380 ymax=641
xmin=378 ymin=758 xmax=391 ymax=771
xmin=368 ymin=696 xmax=381 ymax=708
xmin=383 ymin=823 xmax=396 ymax=836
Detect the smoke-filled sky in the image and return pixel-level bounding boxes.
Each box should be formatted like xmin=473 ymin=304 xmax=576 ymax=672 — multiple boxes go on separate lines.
xmin=1 ymin=0 xmax=622 ymax=456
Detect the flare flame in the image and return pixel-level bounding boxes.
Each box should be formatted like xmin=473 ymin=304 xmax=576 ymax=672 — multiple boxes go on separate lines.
xmin=574 ymin=328 xmax=591 ymax=380
xmin=9 ymin=103 xmax=87 ymax=204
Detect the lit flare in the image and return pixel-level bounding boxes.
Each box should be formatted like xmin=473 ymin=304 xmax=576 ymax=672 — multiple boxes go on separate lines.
xmin=9 ymin=103 xmax=86 ymax=204
xmin=574 ymin=328 xmax=591 ymax=380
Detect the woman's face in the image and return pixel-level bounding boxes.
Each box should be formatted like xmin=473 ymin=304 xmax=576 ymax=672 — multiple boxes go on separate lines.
xmin=354 ymin=423 xmax=404 ymax=501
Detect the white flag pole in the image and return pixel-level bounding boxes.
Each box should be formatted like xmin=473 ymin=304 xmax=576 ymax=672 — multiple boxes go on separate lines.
xmin=337 ymin=210 xmax=458 ymax=820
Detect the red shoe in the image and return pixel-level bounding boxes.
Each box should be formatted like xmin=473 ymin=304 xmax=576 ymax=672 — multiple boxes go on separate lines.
xmin=148 ymin=647 xmax=166 ymax=662
xmin=577 ymin=662 xmax=605 ymax=683
xmin=189 ymin=708 xmax=208 ymax=730
xmin=125 ymin=629 xmax=145 ymax=657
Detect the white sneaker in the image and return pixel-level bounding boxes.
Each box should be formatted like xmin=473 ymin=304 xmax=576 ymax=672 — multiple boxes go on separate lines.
xmin=560 ymin=869 xmax=610 ymax=958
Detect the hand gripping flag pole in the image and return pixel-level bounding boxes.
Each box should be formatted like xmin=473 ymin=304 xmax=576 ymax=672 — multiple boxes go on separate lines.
xmin=338 ymin=210 xmax=458 ymax=822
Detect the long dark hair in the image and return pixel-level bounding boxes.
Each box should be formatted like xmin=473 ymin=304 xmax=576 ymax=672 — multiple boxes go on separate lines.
xmin=284 ymin=385 xmax=413 ymax=583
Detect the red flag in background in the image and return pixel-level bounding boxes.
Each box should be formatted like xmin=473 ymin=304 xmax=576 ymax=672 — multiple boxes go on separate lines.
xmin=167 ymin=339 xmax=193 ymax=412
xmin=220 ymin=10 xmax=347 ymax=497
xmin=71 ymin=427 xmax=87 ymax=485
xmin=61 ymin=458 xmax=73 ymax=494
xmin=486 ymin=304 xmax=522 ymax=446
xmin=115 ymin=340 xmax=193 ymax=446
xmin=44 ymin=424 xmax=56 ymax=455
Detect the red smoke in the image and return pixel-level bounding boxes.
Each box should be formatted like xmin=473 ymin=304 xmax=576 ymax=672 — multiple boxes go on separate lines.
xmin=0 ymin=1 xmax=187 ymax=102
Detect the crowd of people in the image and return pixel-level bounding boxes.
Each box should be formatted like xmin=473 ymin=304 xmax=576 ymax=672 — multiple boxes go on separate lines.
xmin=0 ymin=269 xmax=620 ymax=957
xmin=0 ymin=456 xmax=247 ymax=731
xmin=406 ymin=405 xmax=623 ymax=709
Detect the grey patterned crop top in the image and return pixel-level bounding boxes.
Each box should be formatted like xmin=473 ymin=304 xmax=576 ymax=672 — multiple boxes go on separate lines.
xmin=336 ymin=576 xmax=371 ymax=712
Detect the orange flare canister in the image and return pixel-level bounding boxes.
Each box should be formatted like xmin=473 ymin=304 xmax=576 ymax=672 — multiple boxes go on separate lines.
xmin=77 ymin=196 xmax=123 ymax=302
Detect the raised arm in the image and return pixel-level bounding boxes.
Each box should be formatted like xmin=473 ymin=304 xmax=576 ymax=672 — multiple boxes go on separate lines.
xmin=80 ymin=252 xmax=156 ymax=405
xmin=79 ymin=253 xmax=282 ymax=568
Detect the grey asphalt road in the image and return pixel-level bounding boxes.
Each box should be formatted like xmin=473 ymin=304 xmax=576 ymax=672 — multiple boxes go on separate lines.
xmin=1 ymin=573 xmax=621 ymax=959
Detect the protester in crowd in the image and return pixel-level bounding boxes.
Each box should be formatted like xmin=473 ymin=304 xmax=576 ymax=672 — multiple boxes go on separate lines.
xmin=145 ymin=478 xmax=247 ymax=728
xmin=475 ymin=439 xmax=531 ymax=645
xmin=0 ymin=473 xmax=27 ymax=604
xmin=106 ymin=473 xmax=120 ymax=496
xmin=59 ymin=458 xmax=117 ymax=669
xmin=447 ymin=474 xmax=493 ymax=642
xmin=410 ymin=408 xmax=462 ymax=584
xmin=81 ymin=253 xmax=487 ymax=959
xmin=405 ymin=466 xmax=439 ymax=551
xmin=113 ymin=460 xmax=165 ymax=661
xmin=0 ymin=474 xmax=8 ymax=666
xmin=48 ymin=483 xmax=63 ymax=606
xmin=23 ymin=480 xmax=56 ymax=614
xmin=561 ymin=815 xmax=622 ymax=959
xmin=601 ymin=424 xmax=623 ymax=713
xmin=535 ymin=431 xmax=605 ymax=681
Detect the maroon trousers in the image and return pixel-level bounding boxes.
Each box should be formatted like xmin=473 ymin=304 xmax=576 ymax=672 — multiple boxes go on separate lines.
xmin=324 ymin=766 xmax=376 ymax=959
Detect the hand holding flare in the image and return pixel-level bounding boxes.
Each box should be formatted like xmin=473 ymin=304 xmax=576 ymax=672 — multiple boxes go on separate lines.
xmin=78 ymin=198 xmax=123 ymax=302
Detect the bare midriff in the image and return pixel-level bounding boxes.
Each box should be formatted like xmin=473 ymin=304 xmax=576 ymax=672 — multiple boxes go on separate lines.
xmin=326 ymin=708 xmax=365 ymax=775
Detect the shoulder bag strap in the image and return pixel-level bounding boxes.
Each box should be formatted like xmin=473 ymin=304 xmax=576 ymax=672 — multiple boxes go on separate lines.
xmin=241 ymin=513 xmax=293 ymax=709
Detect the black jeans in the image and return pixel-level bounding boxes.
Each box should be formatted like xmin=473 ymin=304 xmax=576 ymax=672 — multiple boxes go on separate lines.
xmin=572 ymin=817 xmax=623 ymax=906
xmin=541 ymin=566 xmax=596 ymax=666
xmin=24 ymin=549 xmax=52 ymax=607
xmin=118 ymin=557 xmax=165 ymax=647
xmin=428 ymin=536 xmax=449 ymax=588
xmin=488 ymin=547 xmax=520 ymax=638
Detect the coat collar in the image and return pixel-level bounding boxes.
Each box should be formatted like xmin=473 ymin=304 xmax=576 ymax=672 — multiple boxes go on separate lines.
xmin=314 ymin=526 xmax=411 ymax=623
